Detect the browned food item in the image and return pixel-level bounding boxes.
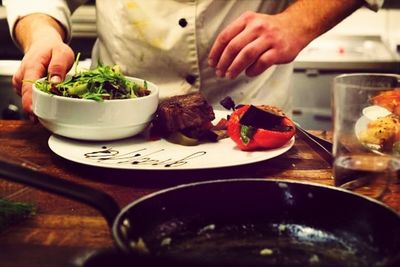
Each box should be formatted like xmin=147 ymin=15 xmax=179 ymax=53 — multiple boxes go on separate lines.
xmin=359 ymin=114 xmax=400 ymax=151
xmin=372 ymin=90 xmax=400 ymax=116
xmin=152 ymin=92 xmax=216 ymax=140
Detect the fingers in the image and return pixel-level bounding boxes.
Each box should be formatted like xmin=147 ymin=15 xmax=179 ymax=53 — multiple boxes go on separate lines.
xmin=208 ymin=13 xmax=248 ymax=68
xmin=209 ymin=12 xmax=296 ymax=79
xmin=223 ymin=38 xmax=273 ymax=79
xmin=213 ymin=30 xmax=259 ymax=79
xmin=210 ymin=35 xmax=275 ymax=80
xmin=12 ymin=43 xmax=74 ymax=114
xmin=48 ymin=46 xmax=75 ymax=84
xmin=20 ymin=63 xmax=47 ymax=113
xmin=12 ymin=66 xmax=24 ymax=96
xmin=209 ymin=12 xmax=273 ymax=79
xmin=245 ymin=49 xmax=278 ymax=77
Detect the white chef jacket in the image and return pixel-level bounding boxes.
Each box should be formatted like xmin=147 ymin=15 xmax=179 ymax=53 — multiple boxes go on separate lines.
xmin=4 ymin=0 xmax=384 ymax=114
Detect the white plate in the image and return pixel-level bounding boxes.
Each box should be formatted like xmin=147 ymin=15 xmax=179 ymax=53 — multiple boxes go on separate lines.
xmin=48 ymin=111 xmax=295 ymax=170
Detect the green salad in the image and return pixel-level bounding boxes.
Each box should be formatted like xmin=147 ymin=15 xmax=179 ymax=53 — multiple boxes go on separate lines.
xmin=34 ymin=56 xmax=150 ymax=101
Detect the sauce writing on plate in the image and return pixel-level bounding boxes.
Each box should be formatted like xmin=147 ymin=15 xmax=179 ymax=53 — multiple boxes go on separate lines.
xmin=84 ymin=146 xmax=207 ymax=168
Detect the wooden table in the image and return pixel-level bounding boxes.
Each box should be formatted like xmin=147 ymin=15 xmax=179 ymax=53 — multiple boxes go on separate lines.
xmin=0 ymin=120 xmax=399 ymax=267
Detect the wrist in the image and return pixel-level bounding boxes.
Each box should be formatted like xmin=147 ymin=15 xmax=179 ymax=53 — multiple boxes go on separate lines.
xmin=280 ymin=0 xmax=364 ymax=51
xmin=14 ymin=13 xmax=66 ymax=53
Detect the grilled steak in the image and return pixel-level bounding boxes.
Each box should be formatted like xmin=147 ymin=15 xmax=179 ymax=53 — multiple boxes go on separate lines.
xmin=152 ymin=92 xmax=215 ymax=139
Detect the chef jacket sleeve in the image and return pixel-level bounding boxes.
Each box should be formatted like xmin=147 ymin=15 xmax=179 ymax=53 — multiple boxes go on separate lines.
xmin=3 ymin=0 xmax=87 ymax=43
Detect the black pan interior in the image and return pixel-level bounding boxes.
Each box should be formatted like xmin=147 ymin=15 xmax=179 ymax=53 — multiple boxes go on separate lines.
xmin=114 ymin=179 xmax=400 ymax=267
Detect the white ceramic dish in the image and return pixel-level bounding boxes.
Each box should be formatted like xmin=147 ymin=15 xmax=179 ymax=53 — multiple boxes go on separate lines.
xmin=362 ymin=105 xmax=391 ymax=121
xmin=47 ymin=110 xmax=295 ymax=170
xmin=355 ymin=105 xmax=393 ymax=139
xmin=355 ymin=105 xmax=394 ymax=154
xmin=32 ymin=77 xmax=159 ymax=141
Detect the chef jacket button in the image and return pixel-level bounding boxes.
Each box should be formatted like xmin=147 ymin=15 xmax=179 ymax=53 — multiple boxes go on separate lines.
xmin=185 ymin=74 xmax=197 ymax=85
xmin=179 ymin=18 xmax=188 ymax=28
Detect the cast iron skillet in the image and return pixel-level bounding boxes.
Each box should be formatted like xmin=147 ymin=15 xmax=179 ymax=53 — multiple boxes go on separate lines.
xmin=0 ymin=159 xmax=399 ymax=267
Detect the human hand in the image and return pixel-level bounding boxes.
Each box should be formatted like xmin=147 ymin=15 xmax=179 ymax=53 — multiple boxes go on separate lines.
xmin=13 ymin=38 xmax=74 ymax=114
xmin=208 ymin=11 xmax=306 ymax=79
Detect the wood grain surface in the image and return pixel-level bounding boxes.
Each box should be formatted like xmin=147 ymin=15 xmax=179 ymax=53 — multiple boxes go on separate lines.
xmin=0 ymin=120 xmax=398 ymax=267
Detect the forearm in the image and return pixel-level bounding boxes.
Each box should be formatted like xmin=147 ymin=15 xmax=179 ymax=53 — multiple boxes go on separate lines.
xmin=15 ymin=13 xmax=67 ymax=53
xmin=281 ymin=0 xmax=364 ymax=50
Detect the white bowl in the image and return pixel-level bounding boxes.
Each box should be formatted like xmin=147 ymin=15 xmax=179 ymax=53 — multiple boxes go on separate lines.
xmin=32 ymin=77 xmax=159 ymax=141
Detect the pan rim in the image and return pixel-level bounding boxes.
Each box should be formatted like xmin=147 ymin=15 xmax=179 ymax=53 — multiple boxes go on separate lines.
xmin=112 ymin=178 xmax=400 ymax=254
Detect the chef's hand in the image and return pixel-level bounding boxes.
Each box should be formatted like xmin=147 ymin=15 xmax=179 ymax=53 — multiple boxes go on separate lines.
xmin=208 ymin=11 xmax=305 ymax=80
xmin=12 ymin=14 xmax=75 ymax=114
xmin=13 ymin=40 xmax=74 ymax=115
xmin=208 ymin=0 xmax=365 ymax=80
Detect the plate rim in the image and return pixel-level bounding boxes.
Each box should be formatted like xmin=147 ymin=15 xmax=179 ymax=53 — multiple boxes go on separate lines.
xmin=48 ymin=110 xmax=295 ymax=170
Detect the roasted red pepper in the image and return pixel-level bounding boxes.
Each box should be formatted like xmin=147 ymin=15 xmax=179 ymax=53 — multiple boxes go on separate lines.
xmin=227 ymin=105 xmax=296 ymax=151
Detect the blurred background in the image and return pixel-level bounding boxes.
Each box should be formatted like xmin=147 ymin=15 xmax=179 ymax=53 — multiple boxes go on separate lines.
xmin=0 ymin=0 xmax=399 ymax=129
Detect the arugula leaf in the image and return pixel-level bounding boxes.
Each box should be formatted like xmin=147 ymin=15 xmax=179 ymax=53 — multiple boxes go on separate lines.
xmin=34 ymin=54 xmax=150 ymax=101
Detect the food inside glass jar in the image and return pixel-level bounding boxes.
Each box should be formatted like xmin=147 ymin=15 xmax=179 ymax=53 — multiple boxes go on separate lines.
xmin=371 ymin=90 xmax=400 ymax=116
xmin=359 ymin=90 xmax=400 ymax=155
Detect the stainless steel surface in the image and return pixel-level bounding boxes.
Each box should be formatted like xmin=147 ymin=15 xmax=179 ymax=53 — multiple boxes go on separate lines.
xmin=294 ymin=35 xmax=400 ymax=71
xmin=71 ymin=5 xmax=97 ymax=37
xmin=292 ymin=35 xmax=400 ymax=131
xmin=0 ymin=60 xmax=24 ymax=119
xmin=292 ymin=71 xmax=335 ymax=130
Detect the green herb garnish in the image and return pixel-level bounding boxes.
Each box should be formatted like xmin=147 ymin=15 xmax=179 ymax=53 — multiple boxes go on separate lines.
xmin=34 ymin=54 xmax=150 ymax=101
xmin=0 ymin=199 xmax=36 ymax=232
xmin=240 ymin=125 xmax=256 ymax=144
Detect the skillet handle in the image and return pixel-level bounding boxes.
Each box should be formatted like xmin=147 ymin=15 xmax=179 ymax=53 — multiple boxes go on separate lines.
xmin=0 ymin=158 xmax=119 ymax=227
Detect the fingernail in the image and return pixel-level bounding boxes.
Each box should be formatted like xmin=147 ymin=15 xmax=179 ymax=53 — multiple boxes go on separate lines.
xmin=226 ymin=71 xmax=233 ymax=79
xmin=216 ymin=70 xmax=223 ymax=78
xmin=208 ymin=58 xmax=215 ymax=67
xmin=50 ymin=75 xmax=62 ymax=84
